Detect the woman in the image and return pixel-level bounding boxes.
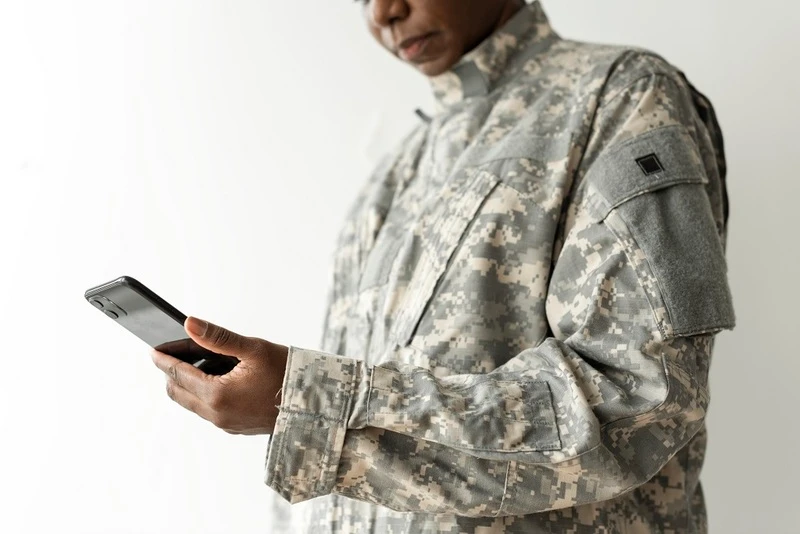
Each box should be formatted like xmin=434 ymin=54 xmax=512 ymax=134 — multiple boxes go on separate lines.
xmin=152 ymin=1 xmax=735 ymax=532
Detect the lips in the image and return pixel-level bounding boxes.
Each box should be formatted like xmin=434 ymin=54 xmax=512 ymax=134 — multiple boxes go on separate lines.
xmin=398 ymin=32 xmax=435 ymax=62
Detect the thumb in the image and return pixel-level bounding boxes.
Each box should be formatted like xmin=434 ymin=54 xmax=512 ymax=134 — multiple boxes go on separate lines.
xmin=185 ymin=316 xmax=252 ymax=358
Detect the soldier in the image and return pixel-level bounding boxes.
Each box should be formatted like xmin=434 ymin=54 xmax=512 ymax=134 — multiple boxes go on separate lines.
xmin=152 ymin=1 xmax=735 ymax=532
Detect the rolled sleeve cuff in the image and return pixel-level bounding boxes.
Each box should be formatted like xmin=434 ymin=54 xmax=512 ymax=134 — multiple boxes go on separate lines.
xmin=264 ymin=346 xmax=364 ymax=504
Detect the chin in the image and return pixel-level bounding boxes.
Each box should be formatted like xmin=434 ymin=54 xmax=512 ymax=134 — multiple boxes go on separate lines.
xmin=415 ymin=55 xmax=457 ymax=77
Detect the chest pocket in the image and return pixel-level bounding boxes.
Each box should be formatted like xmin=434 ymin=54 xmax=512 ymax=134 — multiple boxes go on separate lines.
xmin=387 ymin=166 xmax=501 ymax=347
xmin=358 ymin=224 xmax=407 ymax=292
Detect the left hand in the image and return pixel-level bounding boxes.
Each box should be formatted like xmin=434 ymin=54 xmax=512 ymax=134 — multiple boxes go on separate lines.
xmin=151 ymin=316 xmax=288 ymax=435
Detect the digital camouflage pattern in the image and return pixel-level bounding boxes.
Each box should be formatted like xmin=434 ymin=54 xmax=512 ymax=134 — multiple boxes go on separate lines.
xmin=264 ymin=2 xmax=735 ymax=532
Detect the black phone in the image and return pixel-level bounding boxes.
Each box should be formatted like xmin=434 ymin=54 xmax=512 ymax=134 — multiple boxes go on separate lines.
xmin=84 ymin=276 xmax=239 ymax=375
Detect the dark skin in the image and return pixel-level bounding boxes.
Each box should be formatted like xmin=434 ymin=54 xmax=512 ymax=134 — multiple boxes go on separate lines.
xmin=151 ymin=0 xmax=526 ymax=435
xmin=151 ymin=317 xmax=287 ymax=435
xmin=363 ymin=0 xmax=525 ymax=77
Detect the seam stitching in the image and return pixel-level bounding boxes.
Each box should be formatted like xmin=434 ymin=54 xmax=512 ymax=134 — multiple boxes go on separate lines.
xmin=496 ymin=461 xmax=513 ymax=517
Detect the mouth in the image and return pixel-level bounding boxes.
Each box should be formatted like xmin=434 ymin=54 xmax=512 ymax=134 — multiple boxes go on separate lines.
xmin=397 ymin=32 xmax=437 ymax=63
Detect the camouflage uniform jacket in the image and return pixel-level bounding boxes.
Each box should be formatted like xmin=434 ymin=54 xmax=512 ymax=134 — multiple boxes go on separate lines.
xmin=265 ymin=2 xmax=735 ymax=532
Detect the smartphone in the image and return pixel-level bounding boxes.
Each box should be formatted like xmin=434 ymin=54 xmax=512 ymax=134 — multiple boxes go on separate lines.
xmin=84 ymin=276 xmax=239 ymax=375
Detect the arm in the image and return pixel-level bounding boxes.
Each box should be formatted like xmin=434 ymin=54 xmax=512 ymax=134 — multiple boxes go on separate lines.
xmin=265 ymin=64 xmax=735 ymax=516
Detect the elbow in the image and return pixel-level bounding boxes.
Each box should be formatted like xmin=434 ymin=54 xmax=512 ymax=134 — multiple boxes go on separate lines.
xmin=496 ymin=407 xmax=708 ymax=517
xmin=500 ymin=371 xmax=708 ymax=516
xmin=599 ymin=366 xmax=709 ymax=491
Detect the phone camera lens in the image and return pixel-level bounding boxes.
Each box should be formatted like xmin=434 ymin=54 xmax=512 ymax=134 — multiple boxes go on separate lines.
xmin=104 ymin=310 xmax=119 ymax=319
xmin=91 ymin=299 xmax=105 ymax=309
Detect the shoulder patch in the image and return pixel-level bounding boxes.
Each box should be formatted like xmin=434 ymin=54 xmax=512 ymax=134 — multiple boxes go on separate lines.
xmin=586 ymin=126 xmax=735 ymax=339
xmin=588 ymin=126 xmax=708 ymax=222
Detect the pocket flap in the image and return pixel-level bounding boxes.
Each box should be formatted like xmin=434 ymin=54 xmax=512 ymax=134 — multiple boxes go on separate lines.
xmin=589 ymin=126 xmax=708 ymax=221
xmin=390 ymin=166 xmax=500 ymax=345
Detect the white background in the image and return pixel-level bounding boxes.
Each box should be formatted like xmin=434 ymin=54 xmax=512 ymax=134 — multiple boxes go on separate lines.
xmin=1 ymin=1 xmax=797 ymax=532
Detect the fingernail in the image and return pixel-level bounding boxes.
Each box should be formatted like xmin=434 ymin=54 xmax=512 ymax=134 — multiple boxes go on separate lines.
xmin=187 ymin=317 xmax=208 ymax=337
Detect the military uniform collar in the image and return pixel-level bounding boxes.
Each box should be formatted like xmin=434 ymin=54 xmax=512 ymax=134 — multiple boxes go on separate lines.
xmin=429 ymin=1 xmax=557 ymax=108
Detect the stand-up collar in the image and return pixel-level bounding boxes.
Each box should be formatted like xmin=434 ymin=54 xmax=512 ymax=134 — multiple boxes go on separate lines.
xmin=429 ymin=1 xmax=558 ymax=108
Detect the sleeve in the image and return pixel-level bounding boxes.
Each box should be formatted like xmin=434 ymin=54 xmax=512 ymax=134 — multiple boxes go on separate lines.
xmin=264 ymin=64 xmax=736 ymax=516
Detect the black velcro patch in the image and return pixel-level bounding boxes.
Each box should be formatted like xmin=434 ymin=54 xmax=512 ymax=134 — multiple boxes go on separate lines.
xmin=636 ymin=153 xmax=664 ymax=176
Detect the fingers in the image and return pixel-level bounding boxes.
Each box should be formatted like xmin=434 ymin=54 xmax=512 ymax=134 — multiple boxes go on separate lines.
xmin=184 ymin=316 xmax=255 ymax=358
xmin=164 ymin=378 xmax=215 ymax=424
xmin=155 ymin=350 xmax=229 ymax=428
xmin=163 ymin=374 xmax=252 ymax=434
xmin=151 ymin=349 xmax=211 ymax=399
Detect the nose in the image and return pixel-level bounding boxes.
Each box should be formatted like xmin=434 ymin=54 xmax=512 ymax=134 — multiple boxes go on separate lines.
xmin=368 ymin=0 xmax=409 ymax=27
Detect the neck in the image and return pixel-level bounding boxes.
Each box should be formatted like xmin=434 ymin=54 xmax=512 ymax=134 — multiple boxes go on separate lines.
xmin=493 ymin=0 xmax=526 ymax=33
xmin=463 ymin=0 xmax=524 ymax=57
xmin=430 ymin=1 xmax=556 ymax=108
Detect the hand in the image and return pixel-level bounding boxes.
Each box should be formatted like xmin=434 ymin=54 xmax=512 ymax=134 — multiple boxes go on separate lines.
xmin=151 ymin=316 xmax=288 ymax=435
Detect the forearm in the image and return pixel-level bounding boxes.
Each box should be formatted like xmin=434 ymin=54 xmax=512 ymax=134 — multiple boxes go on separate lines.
xmin=265 ymin=329 xmax=711 ymax=516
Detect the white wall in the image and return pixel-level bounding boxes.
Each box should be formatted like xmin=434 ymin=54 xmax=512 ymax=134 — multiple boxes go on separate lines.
xmin=1 ymin=1 xmax=796 ymax=532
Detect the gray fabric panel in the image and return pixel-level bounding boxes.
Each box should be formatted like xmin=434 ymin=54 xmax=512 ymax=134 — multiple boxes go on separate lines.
xmin=588 ymin=124 xmax=735 ymax=337
xmin=591 ymin=126 xmax=709 ymax=220
xmin=615 ymin=182 xmax=736 ymax=337
xmin=453 ymin=61 xmax=489 ymax=99
xmin=461 ymin=133 xmax=574 ymax=168
xmin=359 ymin=234 xmax=407 ymax=291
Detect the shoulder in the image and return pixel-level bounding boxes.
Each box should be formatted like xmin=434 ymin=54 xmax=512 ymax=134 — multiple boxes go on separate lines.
xmin=546 ymin=41 xmax=706 ymax=146
xmin=595 ymin=47 xmax=691 ymax=106
xmin=524 ymin=39 xmax=691 ymax=105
